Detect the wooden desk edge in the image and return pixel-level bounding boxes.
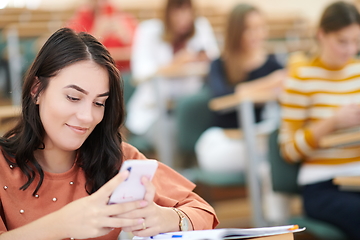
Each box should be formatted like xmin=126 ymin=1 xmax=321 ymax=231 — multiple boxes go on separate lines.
xmin=0 ymin=105 xmax=21 ymax=119
xmin=333 ymin=176 xmax=360 ymax=186
xmin=320 ymin=130 xmax=360 ymax=148
xmin=209 ymin=91 xmax=278 ymax=112
xmin=248 ymin=232 xmax=294 ymax=240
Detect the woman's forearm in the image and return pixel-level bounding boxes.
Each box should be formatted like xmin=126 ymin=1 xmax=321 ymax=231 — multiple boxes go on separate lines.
xmin=308 ymin=116 xmax=336 ymax=146
xmin=0 ymin=211 xmax=65 ymax=240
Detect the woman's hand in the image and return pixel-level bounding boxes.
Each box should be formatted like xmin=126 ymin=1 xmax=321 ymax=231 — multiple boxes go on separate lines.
xmin=120 ymin=177 xmax=182 ymax=237
xmin=310 ymin=104 xmax=360 ymax=145
xmin=54 ymin=171 xmax=147 ymax=239
xmin=333 ymin=104 xmax=360 ymax=130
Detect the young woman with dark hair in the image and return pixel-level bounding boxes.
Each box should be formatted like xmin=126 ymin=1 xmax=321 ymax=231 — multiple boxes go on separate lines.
xmin=279 ymin=1 xmax=360 ymax=239
xmin=0 ymin=28 xmax=218 ymax=240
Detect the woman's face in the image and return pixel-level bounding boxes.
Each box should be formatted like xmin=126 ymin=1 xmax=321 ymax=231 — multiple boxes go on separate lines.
xmin=36 ymin=60 xmax=109 ymax=152
xmin=241 ymin=11 xmax=267 ymax=51
xmin=169 ymin=5 xmax=194 ymax=37
xmin=319 ymin=23 xmax=360 ymax=67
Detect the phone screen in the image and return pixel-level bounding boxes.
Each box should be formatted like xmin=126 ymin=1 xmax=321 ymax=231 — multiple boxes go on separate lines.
xmin=108 ymin=160 xmax=158 ymax=204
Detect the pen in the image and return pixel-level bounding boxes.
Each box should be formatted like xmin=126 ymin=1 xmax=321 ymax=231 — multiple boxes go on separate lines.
xmin=150 ymin=234 xmax=183 ymax=239
xmin=288 ymin=225 xmax=299 ymax=231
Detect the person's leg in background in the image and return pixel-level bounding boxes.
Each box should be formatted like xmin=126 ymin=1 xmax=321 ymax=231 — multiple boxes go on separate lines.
xmin=303 ymin=180 xmax=360 ymax=240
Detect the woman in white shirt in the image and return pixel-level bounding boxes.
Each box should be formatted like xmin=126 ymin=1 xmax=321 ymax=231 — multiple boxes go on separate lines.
xmin=126 ymin=0 xmax=219 ymax=139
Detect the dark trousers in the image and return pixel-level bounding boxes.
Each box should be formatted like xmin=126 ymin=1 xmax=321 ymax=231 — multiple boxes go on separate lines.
xmin=303 ymin=180 xmax=360 ymax=240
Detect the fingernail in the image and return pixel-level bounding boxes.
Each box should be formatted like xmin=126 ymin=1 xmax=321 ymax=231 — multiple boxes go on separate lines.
xmin=141 ymin=176 xmax=149 ymax=185
xmin=140 ymin=200 xmax=148 ymax=207
xmin=138 ymin=218 xmax=144 ymax=224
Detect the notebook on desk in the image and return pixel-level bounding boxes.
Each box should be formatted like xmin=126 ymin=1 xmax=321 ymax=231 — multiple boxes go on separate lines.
xmin=134 ymin=225 xmax=305 ymax=240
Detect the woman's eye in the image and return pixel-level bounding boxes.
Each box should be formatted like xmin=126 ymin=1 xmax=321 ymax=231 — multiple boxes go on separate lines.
xmin=95 ymin=102 xmax=105 ymax=107
xmin=67 ymin=95 xmax=80 ymax=101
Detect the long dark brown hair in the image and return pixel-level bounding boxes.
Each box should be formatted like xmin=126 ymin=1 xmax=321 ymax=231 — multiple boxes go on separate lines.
xmin=162 ymin=0 xmax=195 ymax=43
xmin=0 ymin=28 xmax=124 ymax=196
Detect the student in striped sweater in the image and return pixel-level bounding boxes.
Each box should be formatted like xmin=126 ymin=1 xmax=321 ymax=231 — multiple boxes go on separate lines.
xmin=279 ymin=2 xmax=360 ymax=239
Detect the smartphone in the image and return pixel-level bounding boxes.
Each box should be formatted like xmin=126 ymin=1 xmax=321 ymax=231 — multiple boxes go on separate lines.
xmin=108 ymin=159 xmax=158 ymax=204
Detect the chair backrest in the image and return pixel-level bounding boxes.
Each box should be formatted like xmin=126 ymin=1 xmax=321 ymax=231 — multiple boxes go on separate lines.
xmin=122 ymin=73 xmax=136 ymax=107
xmin=175 ymin=85 xmax=215 ymax=153
xmin=268 ymin=129 xmax=301 ymax=194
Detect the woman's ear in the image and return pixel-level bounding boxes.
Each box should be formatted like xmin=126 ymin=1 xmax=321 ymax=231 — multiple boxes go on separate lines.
xmin=31 ymin=77 xmax=41 ymax=104
xmin=317 ymin=28 xmax=325 ymax=43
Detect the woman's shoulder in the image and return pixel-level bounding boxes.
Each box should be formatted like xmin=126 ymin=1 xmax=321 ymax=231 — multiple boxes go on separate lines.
xmin=195 ymin=16 xmax=210 ymax=24
xmin=137 ymin=19 xmax=164 ymax=36
xmin=210 ymin=57 xmax=223 ymax=66
xmin=121 ymin=142 xmax=147 ymax=161
xmin=0 ymin=148 xmax=16 ymax=180
xmin=208 ymin=57 xmax=226 ymax=77
xmin=193 ymin=16 xmax=213 ymax=35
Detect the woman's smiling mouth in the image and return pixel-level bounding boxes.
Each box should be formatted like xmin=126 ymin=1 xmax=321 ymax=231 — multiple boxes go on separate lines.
xmin=66 ymin=124 xmax=89 ymax=134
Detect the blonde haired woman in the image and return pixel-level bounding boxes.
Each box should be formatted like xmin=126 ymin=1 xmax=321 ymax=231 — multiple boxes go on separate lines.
xmin=196 ymin=3 xmax=285 ymax=173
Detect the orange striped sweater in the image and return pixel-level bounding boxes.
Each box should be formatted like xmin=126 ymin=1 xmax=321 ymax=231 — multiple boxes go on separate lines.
xmin=280 ymin=55 xmax=360 ymax=180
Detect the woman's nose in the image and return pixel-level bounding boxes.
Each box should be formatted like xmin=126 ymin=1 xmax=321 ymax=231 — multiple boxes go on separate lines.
xmin=76 ymin=103 xmax=94 ymax=123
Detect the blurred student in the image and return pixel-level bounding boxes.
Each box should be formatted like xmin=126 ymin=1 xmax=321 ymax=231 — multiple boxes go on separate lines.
xmin=279 ymin=2 xmax=360 ymax=239
xmin=196 ymin=4 xmax=285 ymax=173
xmin=126 ymin=0 xmax=219 ymax=136
xmin=68 ymin=0 xmax=137 ymax=72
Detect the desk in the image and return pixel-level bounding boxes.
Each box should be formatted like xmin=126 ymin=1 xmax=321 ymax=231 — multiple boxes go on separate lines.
xmin=257 ymin=232 xmax=293 ymax=240
xmin=209 ymin=89 xmax=279 ymax=227
xmin=0 ymin=105 xmax=21 ymax=120
xmin=333 ymin=176 xmax=360 ymax=191
xmin=333 ymin=176 xmax=360 ymax=186
xmin=0 ymin=105 xmax=21 ymax=134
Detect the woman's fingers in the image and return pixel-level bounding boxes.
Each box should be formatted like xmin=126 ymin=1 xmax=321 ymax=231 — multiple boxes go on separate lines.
xmin=132 ymin=226 xmax=160 ymax=238
xmin=142 ymin=176 xmax=156 ymax=202
xmin=120 ymin=221 xmax=147 ymax=233
xmin=92 ymin=170 xmax=129 ymax=203
xmin=104 ymin=200 xmax=148 ymax=216
xmin=101 ymin=216 xmax=144 ymax=229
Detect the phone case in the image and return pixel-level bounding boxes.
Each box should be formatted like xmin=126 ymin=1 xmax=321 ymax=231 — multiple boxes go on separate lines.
xmin=108 ymin=159 xmax=158 ymax=204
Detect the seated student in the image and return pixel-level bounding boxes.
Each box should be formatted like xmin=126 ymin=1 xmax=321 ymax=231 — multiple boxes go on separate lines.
xmin=196 ymin=4 xmax=285 ymax=173
xmin=279 ymin=2 xmax=360 ymax=239
xmin=0 ymin=28 xmax=218 ymax=240
xmin=126 ymin=0 xmax=219 ymax=137
xmin=68 ymin=0 xmax=137 ymax=72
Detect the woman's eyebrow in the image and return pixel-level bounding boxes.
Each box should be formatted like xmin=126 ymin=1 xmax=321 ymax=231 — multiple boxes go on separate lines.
xmin=64 ymin=84 xmax=109 ymax=97
xmin=64 ymin=84 xmax=88 ymax=94
xmin=97 ymin=92 xmax=109 ymax=97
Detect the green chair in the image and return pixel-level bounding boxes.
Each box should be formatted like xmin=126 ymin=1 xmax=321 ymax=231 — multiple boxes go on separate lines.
xmin=175 ymin=85 xmax=215 ymax=154
xmin=122 ymin=72 xmax=136 ymax=106
xmin=175 ymin=85 xmax=245 ymax=189
xmin=268 ymin=129 xmax=347 ymax=240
